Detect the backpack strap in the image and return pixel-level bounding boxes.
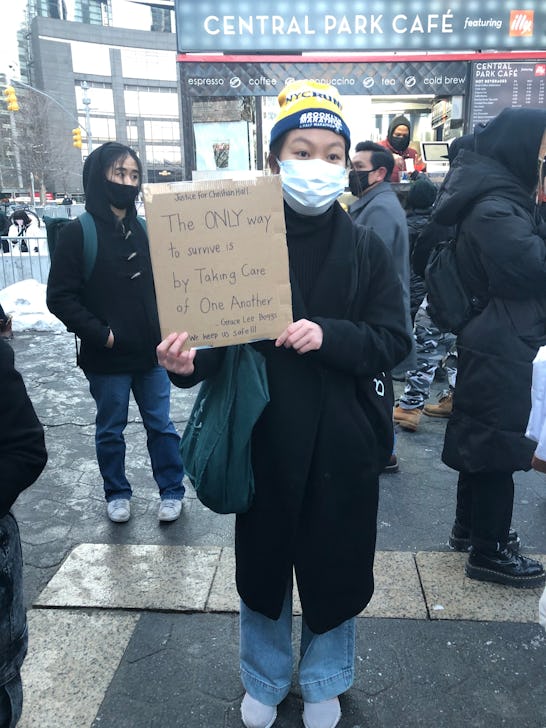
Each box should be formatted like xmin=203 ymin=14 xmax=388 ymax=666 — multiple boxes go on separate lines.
xmin=78 ymin=211 xmax=98 ymax=282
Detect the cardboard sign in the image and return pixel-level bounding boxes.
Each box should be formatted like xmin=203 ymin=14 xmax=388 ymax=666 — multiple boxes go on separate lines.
xmin=142 ymin=176 xmax=293 ymax=348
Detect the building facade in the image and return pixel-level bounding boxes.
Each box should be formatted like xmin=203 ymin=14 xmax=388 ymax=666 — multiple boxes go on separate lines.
xmin=35 ymin=15 xmax=182 ymax=194
xmin=29 ymin=0 xmax=112 ymax=25
xmin=1 ymin=0 xmax=181 ymax=196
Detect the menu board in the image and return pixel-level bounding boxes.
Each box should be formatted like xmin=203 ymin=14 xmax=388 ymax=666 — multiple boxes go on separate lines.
xmin=469 ymin=60 xmax=546 ymax=128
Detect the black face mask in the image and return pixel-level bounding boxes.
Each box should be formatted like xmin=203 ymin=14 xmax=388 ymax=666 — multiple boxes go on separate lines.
xmin=105 ymin=179 xmax=139 ymax=210
xmin=348 ymin=169 xmax=377 ymax=196
xmin=390 ymin=135 xmax=409 ymax=152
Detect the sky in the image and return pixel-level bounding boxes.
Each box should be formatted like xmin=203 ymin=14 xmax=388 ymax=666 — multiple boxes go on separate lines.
xmin=0 ymin=0 xmax=26 ymax=77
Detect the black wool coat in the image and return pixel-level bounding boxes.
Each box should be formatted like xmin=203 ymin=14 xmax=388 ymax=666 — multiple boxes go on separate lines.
xmin=46 ymin=212 xmax=161 ymax=374
xmin=46 ymin=144 xmax=161 ymax=375
xmin=433 ymin=150 xmax=546 ymax=473
xmin=171 ymin=203 xmax=410 ymax=633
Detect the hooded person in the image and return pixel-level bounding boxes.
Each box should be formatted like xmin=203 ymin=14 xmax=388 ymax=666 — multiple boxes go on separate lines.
xmin=47 ymin=141 xmax=185 ymax=524
xmin=379 ymin=115 xmax=423 ymax=183
xmin=157 ymin=79 xmax=411 ymax=728
xmin=430 ymin=107 xmax=546 ymax=589
xmin=8 ymin=209 xmax=44 ymax=253
xmin=9 ymin=209 xmax=33 ymax=235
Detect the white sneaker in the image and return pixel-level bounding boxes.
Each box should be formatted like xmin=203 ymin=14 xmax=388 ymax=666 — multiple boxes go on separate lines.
xmin=107 ymin=499 xmax=130 ymax=523
xmin=240 ymin=693 xmax=277 ymax=728
xmin=302 ymin=697 xmax=341 ymax=728
xmin=158 ymin=498 xmax=182 ymax=522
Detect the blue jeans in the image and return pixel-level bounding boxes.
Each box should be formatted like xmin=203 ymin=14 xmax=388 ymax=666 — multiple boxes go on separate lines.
xmin=85 ymin=367 xmax=185 ymax=501
xmin=240 ymin=584 xmax=355 ymax=706
xmin=0 ymin=514 xmax=27 ymax=728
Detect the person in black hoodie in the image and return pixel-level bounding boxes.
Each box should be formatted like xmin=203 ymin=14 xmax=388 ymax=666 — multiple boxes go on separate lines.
xmin=47 ymin=142 xmax=184 ymax=524
xmin=431 ymin=108 xmax=546 ymax=588
xmin=0 ymin=338 xmax=47 ymax=727
xmin=379 ymin=115 xmax=423 ymax=183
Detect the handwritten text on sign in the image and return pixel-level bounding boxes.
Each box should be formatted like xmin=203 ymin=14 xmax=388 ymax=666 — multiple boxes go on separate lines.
xmin=142 ymin=176 xmax=293 ymax=348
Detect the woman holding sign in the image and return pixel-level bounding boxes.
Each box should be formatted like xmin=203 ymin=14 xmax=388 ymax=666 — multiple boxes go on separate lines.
xmin=158 ymin=81 xmax=410 ymax=728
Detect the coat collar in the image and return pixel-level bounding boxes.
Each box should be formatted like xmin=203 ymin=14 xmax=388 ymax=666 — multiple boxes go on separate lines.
xmin=349 ymin=181 xmax=393 ymax=216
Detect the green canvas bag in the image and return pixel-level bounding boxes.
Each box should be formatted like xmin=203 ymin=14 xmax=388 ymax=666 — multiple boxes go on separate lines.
xmin=180 ymin=344 xmax=269 ymax=514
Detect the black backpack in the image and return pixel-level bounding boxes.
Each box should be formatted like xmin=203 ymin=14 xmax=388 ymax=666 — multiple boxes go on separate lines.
xmin=43 ymin=216 xmax=69 ymax=261
xmin=424 ymin=236 xmax=483 ymax=334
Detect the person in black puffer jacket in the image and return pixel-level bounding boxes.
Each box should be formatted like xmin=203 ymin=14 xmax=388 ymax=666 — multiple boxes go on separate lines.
xmin=432 ymin=108 xmax=546 ymax=589
xmin=47 ymin=142 xmax=184 ymax=524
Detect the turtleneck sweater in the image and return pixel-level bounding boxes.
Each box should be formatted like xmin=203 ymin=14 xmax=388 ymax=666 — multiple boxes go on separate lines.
xmin=284 ymin=202 xmax=335 ymax=305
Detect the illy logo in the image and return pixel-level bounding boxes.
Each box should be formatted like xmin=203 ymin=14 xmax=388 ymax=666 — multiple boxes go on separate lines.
xmin=509 ymin=10 xmax=534 ymax=36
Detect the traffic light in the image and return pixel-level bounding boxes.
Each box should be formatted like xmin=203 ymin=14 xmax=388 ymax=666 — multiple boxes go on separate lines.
xmin=72 ymin=127 xmax=83 ymax=148
xmin=3 ymin=86 xmax=19 ymax=112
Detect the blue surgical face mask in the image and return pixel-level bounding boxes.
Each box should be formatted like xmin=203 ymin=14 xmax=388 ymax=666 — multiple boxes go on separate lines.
xmin=277 ymin=158 xmax=347 ymax=216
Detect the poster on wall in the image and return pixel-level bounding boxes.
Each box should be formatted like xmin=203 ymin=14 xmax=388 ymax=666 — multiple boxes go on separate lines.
xmin=469 ymin=60 xmax=546 ymax=126
xmin=194 ymin=120 xmax=251 ymax=171
xmin=142 ymin=176 xmax=293 ymax=348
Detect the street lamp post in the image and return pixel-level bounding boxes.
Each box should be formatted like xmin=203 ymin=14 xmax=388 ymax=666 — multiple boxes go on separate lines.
xmin=9 ymin=110 xmax=24 ymax=190
xmin=80 ymin=81 xmax=93 ymax=154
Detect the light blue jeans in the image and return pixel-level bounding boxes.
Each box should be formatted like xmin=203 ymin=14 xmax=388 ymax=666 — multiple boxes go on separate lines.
xmin=240 ymin=584 xmax=355 ymax=706
xmin=85 ymin=366 xmax=184 ymax=502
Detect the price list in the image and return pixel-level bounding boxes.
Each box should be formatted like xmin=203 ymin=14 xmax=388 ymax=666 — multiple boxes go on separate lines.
xmin=469 ymin=61 xmax=546 ymax=128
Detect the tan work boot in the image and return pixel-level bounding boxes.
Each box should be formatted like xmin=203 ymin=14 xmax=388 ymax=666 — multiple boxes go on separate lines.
xmin=423 ymin=390 xmax=453 ymax=418
xmin=393 ymin=405 xmax=422 ymax=431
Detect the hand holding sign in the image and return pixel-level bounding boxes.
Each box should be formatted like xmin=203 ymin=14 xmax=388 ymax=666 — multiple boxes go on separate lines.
xmin=156 ymin=332 xmax=196 ymax=375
